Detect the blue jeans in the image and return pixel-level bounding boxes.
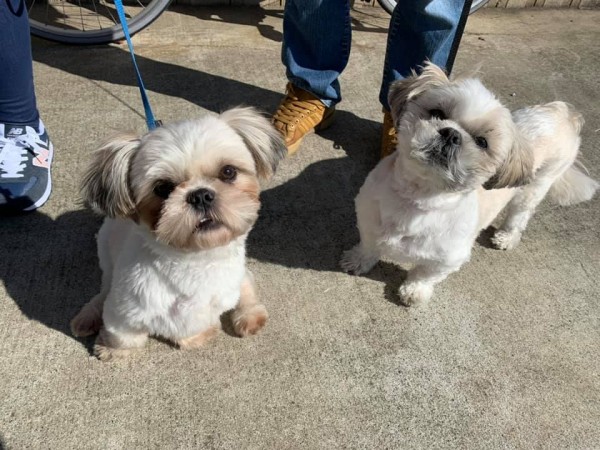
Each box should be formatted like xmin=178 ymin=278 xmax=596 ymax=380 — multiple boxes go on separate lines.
xmin=282 ymin=0 xmax=470 ymax=110
xmin=0 ymin=0 xmax=39 ymax=126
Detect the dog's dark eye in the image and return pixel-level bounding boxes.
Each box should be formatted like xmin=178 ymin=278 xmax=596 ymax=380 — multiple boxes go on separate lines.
xmin=219 ymin=165 xmax=237 ymax=182
xmin=475 ymin=136 xmax=488 ymax=149
xmin=153 ymin=180 xmax=176 ymax=199
xmin=429 ymin=109 xmax=446 ymax=120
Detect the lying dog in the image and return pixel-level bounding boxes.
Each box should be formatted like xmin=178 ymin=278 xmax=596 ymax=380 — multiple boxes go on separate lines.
xmin=71 ymin=107 xmax=285 ymax=360
xmin=341 ymin=63 xmax=598 ymax=306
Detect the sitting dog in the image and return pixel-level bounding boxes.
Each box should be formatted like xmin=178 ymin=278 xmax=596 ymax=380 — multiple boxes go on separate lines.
xmin=341 ymin=63 xmax=598 ymax=306
xmin=71 ymin=107 xmax=286 ymax=360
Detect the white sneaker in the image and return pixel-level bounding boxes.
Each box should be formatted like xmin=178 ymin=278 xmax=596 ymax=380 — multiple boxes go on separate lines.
xmin=0 ymin=119 xmax=54 ymax=213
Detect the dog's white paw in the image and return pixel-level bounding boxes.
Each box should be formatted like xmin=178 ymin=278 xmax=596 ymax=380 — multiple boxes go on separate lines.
xmin=232 ymin=304 xmax=268 ymax=337
xmin=93 ymin=330 xmax=130 ymax=362
xmin=340 ymin=245 xmax=378 ymax=275
xmin=491 ymin=229 xmax=522 ymax=250
xmin=398 ymin=282 xmax=433 ymax=307
xmin=93 ymin=328 xmax=147 ymax=361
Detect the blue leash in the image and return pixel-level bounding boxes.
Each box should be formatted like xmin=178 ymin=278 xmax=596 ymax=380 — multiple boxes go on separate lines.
xmin=113 ymin=0 xmax=160 ymax=130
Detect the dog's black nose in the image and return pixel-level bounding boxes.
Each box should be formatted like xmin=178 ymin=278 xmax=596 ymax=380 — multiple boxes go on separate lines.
xmin=187 ymin=188 xmax=215 ymax=210
xmin=439 ymin=127 xmax=462 ymax=146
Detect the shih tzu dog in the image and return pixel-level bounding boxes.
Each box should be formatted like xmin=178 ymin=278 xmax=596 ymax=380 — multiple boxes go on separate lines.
xmin=71 ymin=107 xmax=286 ymax=360
xmin=341 ymin=63 xmax=598 ymax=307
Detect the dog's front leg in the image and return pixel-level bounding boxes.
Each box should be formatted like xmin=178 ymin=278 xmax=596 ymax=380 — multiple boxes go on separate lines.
xmin=177 ymin=327 xmax=220 ymax=350
xmin=93 ymin=303 xmax=148 ymax=361
xmin=398 ymin=263 xmax=461 ymax=307
xmin=231 ymin=273 xmax=268 ymax=337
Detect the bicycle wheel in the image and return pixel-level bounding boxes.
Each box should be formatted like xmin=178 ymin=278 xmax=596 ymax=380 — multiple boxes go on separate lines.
xmin=376 ymin=0 xmax=490 ymax=15
xmin=27 ymin=0 xmax=171 ymax=45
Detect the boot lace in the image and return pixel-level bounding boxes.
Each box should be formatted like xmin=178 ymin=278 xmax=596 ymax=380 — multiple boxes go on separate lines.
xmin=273 ymin=86 xmax=323 ymax=127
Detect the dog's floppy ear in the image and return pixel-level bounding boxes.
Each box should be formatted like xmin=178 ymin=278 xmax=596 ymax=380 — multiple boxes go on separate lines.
xmin=81 ymin=132 xmax=140 ymax=217
xmin=483 ymin=130 xmax=534 ymax=190
xmin=220 ymin=106 xmax=287 ymax=180
xmin=388 ymin=62 xmax=450 ymax=126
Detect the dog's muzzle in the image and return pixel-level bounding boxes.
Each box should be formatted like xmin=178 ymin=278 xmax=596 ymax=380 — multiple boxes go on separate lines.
xmin=425 ymin=127 xmax=462 ymax=166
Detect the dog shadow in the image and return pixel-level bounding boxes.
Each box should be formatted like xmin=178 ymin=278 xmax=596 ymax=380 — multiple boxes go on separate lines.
xmin=476 ymin=225 xmax=499 ymax=249
xmin=248 ymin=110 xmax=377 ymax=272
xmin=0 ymin=207 xmax=246 ymax=350
xmin=0 ymin=209 xmax=103 ymax=344
xmin=248 ymin=109 xmax=409 ymax=301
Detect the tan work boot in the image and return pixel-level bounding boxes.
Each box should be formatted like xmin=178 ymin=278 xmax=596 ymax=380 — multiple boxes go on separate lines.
xmin=272 ymin=83 xmax=336 ymax=154
xmin=380 ymin=109 xmax=398 ymax=159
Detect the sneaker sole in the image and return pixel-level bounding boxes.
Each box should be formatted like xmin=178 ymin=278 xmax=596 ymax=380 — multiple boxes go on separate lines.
xmin=287 ymin=109 xmax=336 ymax=155
xmin=23 ymin=140 xmax=54 ymax=211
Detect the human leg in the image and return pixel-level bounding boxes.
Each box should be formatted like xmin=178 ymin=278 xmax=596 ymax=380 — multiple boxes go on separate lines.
xmin=0 ymin=0 xmax=53 ymax=212
xmin=379 ymin=0 xmax=471 ymax=158
xmin=282 ymin=0 xmax=352 ymax=106
xmin=273 ymin=0 xmax=351 ymax=153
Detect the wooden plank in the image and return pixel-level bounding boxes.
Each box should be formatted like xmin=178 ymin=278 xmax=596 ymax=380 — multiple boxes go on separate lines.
xmin=543 ymin=0 xmax=572 ymax=6
xmin=506 ymin=0 xmax=529 ymax=7
xmin=579 ymin=0 xmax=600 ymax=6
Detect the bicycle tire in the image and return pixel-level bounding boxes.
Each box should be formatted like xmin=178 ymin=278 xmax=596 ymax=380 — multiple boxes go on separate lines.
xmin=28 ymin=0 xmax=171 ymax=45
xmin=376 ymin=0 xmax=490 ymax=16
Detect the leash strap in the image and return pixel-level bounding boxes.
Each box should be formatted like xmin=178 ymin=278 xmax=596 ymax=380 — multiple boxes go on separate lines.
xmin=113 ymin=0 xmax=161 ymax=130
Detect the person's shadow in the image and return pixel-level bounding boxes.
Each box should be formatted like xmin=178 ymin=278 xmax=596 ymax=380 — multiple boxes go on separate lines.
xmin=31 ymin=41 xmax=284 ymax=118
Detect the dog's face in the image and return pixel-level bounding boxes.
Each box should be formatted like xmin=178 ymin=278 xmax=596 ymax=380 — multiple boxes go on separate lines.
xmin=388 ymin=63 xmax=533 ymax=191
xmin=81 ymin=107 xmax=286 ymax=251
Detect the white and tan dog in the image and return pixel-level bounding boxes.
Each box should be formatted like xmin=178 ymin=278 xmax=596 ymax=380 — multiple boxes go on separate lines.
xmin=71 ymin=107 xmax=286 ymax=360
xmin=341 ymin=63 xmax=598 ymax=307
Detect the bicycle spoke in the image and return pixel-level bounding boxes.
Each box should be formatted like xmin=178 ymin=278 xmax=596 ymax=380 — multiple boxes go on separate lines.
xmin=101 ymin=0 xmax=118 ymax=26
xmin=29 ymin=0 xmax=171 ymax=44
xmin=90 ymin=0 xmax=103 ymax=30
xmin=62 ymin=0 xmax=67 ymax=28
xmin=77 ymin=0 xmax=85 ymax=31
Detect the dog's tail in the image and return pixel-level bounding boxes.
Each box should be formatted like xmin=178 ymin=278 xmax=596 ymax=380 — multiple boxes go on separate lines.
xmin=549 ymin=161 xmax=599 ymax=206
xmin=564 ymin=102 xmax=585 ymax=135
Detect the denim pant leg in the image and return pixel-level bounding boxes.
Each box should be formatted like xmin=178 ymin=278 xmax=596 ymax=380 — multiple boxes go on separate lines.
xmin=379 ymin=0 xmax=471 ymax=110
xmin=0 ymin=0 xmax=39 ymax=126
xmin=282 ymin=0 xmax=351 ymax=108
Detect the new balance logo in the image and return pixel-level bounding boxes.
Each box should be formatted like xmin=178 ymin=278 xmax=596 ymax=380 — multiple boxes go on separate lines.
xmin=7 ymin=127 xmax=25 ymax=136
xmin=33 ymin=149 xmax=50 ymax=168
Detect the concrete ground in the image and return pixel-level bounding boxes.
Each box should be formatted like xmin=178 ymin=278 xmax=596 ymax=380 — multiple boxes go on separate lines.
xmin=1 ymin=5 xmax=599 ymax=450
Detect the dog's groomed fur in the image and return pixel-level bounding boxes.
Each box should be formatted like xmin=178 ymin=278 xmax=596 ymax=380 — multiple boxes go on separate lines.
xmin=341 ymin=63 xmax=598 ymax=306
xmin=71 ymin=107 xmax=286 ymax=360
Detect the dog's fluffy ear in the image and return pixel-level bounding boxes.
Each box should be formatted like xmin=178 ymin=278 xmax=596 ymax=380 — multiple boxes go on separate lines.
xmin=483 ymin=131 xmax=534 ymax=190
xmin=81 ymin=132 xmax=140 ymax=217
xmin=388 ymin=62 xmax=450 ymax=126
xmin=220 ymin=106 xmax=287 ymax=179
